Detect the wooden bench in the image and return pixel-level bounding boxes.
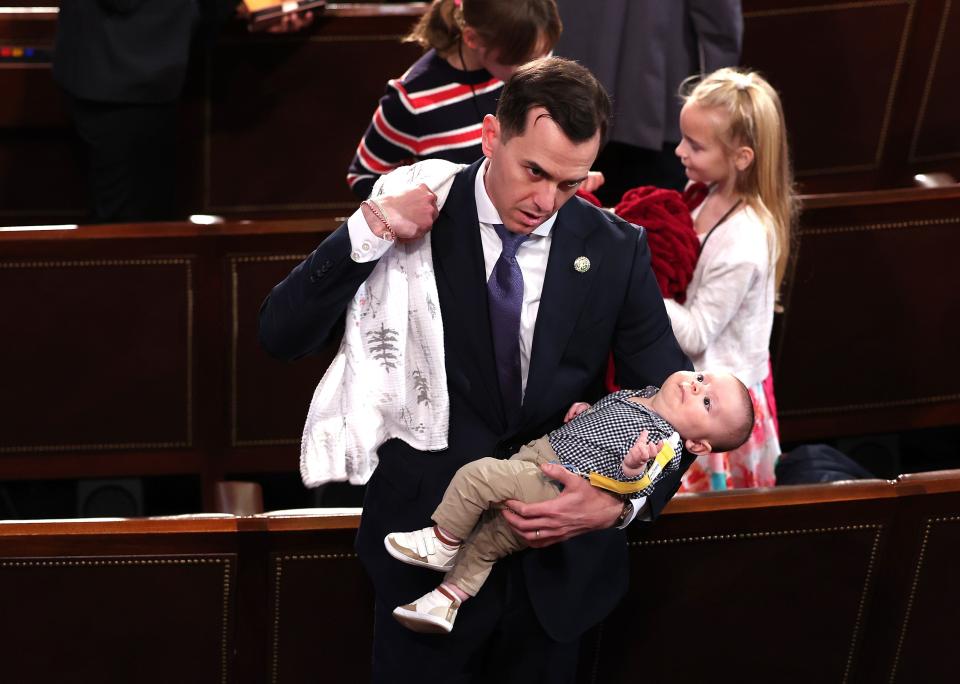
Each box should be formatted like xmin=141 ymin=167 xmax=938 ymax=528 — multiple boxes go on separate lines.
xmin=2 ymin=181 xmax=957 ymax=497
xmin=1 ymin=472 xmax=957 ymax=682
xmin=0 ymin=218 xmax=344 ymax=505
xmin=774 ymin=185 xmax=960 ymax=443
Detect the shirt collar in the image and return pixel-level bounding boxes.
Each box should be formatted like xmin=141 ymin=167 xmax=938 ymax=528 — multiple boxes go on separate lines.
xmin=473 ymin=158 xmax=557 ymax=237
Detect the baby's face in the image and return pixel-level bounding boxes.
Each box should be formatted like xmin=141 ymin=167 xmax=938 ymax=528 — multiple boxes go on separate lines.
xmin=656 ymin=370 xmax=745 ymax=443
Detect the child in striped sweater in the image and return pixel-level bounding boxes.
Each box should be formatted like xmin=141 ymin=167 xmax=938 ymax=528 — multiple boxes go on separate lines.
xmin=346 ymin=0 xmax=562 ymax=199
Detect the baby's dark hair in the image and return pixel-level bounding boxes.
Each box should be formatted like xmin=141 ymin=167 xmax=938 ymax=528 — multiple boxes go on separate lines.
xmin=710 ymin=377 xmax=754 ymax=453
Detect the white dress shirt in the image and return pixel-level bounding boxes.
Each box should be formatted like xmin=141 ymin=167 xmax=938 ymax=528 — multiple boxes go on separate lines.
xmin=473 ymin=159 xmax=555 ymax=399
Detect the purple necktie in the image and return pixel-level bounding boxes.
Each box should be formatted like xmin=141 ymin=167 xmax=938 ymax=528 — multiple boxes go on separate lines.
xmin=488 ymin=224 xmax=529 ymax=417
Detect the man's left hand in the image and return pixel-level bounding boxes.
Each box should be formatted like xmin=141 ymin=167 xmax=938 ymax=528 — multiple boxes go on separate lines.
xmin=502 ymin=462 xmax=622 ymax=548
xmin=265 ymin=10 xmax=315 ymax=33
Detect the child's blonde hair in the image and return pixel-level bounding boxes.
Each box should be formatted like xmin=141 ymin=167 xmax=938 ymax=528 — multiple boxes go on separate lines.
xmin=683 ymin=68 xmax=796 ymax=291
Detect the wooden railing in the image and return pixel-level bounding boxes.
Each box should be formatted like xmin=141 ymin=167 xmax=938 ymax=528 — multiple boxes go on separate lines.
xmin=1 ymin=472 xmax=958 ymax=683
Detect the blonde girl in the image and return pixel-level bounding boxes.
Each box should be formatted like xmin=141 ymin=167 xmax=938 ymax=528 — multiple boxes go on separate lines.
xmin=346 ymin=0 xmax=561 ymax=199
xmin=667 ymin=67 xmax=796 ymax=491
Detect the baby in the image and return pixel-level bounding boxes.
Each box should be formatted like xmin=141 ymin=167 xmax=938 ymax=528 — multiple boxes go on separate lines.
xmin=384 ymin=369 xmax=755 ymax=633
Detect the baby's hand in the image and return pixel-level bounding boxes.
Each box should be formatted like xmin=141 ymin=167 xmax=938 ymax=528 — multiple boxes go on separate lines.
xmin=564 ymin=401 xmax=591 ymax=423
xmin=622 ymin=430 xmax=663 ymax=477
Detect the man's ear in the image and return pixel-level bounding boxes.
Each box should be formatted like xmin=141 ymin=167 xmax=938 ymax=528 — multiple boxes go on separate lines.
xmin=684 ymin=437 xmax=712 ymax=455
xmin=734 ymin=145 xmax=755 ymax=172
xmin=480 ymin=114 xmax=500 ymax=158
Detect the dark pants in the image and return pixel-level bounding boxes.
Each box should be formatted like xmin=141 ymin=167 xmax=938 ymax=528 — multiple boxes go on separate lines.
xmin=66 ymin=95 xmax=179 ymax=223
xmin=593 ymin=140 xmax=688 ymax=207
xmin=371 ymin=555 xmax=579 ymax=684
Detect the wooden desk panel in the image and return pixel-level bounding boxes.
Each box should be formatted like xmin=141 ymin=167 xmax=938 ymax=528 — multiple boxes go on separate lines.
xmin=742 ymin=2 xmax=911 ymax=175
xmin=0 ymin=257 xmax=193 ymax=452
xmin=229 ymin=252 xmax=336 ymax=448
xmin=0 ymin=553 xmax=235 ymax=683
xmin=774 ymin=186 xmax=960 ymax=441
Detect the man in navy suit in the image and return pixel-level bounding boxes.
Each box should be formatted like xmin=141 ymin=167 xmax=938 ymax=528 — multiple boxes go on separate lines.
xmin=259 ymin=57 xmax=692 ymax=683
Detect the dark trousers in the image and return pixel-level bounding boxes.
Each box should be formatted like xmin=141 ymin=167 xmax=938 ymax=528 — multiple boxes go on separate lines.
xmin=593 ymin=140 xmax=688 ymax=207
xmin=66 ymin=95 xmax=179 ymax=223
xmin=371 ymin=555 xmax=579 ymax=684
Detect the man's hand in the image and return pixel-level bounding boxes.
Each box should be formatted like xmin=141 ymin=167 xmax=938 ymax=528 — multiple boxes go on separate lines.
xmin=237 ymin=5 xmax=316 ymax=34
xmin=266 ymin=10 xmax=315 ymax=33
xmin=581 ymin=170 xmax=606 ymax=194
xmin=563 ymin=401 xmax=590 ymax=423
xmin=502 ymin=463 xmax=622 ymax=548
xmin=364 ymin=184 xmax=439 ymax=241
xmin=623 ymin=430 xmax=662 ymax=477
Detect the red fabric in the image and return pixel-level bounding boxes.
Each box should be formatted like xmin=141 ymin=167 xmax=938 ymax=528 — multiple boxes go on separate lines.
xmin=604 ymin=350 xmax=618 ymax=393
xmin=762 ymin=359 xmax=780 ymax=438
xmin=681 ymin=181 xmax=710 ymax=212
xmin=614 ymin=185 xmax=700 ymax=304
xmin=576 ymin=188 xmax=603 ymax=207
xmin=604 ymin=185 xmax=701 ymax=393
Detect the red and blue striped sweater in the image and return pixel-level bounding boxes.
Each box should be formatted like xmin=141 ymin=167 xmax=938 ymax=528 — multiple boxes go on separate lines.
xmin=346 ymin=49 xmax=502 ymax=200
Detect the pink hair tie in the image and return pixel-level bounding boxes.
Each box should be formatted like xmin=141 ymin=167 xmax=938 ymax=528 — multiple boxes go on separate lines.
xmin=454 ymin=0 xmax=462 ymax=6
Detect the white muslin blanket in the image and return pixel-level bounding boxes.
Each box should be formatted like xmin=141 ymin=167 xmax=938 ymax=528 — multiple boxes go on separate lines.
xmin=300 ymin=159 xmax=465 ymax=486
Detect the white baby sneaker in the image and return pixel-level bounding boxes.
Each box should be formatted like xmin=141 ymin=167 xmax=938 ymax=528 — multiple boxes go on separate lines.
xmin=384 ymin=525 xmax=460 ymax=571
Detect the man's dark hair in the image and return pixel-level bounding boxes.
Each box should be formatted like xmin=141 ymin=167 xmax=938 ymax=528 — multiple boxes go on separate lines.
xmin=496 ymin=56 xmax=611 ymax=144
xmin=710 ymin=378 xmax=755 ymax=454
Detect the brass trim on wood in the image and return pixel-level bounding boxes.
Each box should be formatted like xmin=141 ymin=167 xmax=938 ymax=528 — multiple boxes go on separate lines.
xmin=800 ymin=215 xmax=960 ymax=235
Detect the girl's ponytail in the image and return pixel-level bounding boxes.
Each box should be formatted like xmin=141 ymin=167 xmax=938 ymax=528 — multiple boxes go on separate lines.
xmin=684 ymin=69 xmax=797 ymax=293
xmin=405 ymin=0 xmax=463 ymax=54
xmin=405 ymin=0 xmax=561 ymax=67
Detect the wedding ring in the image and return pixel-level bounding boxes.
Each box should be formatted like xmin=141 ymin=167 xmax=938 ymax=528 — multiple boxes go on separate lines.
xmin=535 ymin=529 xmax=541 ymax=538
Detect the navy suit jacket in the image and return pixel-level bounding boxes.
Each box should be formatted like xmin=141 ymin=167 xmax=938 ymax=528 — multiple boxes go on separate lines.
xmin=259 ymin=160 xmax=692 ymax=641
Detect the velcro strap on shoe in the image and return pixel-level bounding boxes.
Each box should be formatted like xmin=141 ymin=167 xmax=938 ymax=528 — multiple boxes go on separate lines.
xmin=437 ymin=584 xmax=460 ymax=607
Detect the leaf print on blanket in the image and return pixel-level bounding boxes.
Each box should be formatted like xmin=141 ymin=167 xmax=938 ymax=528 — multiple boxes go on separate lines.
xmin=367 ymin=323 xmax=399 ymax=370
xmin=398 ymin=405 xmax=426 ymax=435
xmin=412 ymin=368 xmax=430 ymax=405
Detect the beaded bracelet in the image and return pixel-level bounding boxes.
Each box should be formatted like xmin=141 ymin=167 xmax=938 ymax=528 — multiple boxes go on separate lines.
xmin=361 ymin=198 xmax=395 ymax=241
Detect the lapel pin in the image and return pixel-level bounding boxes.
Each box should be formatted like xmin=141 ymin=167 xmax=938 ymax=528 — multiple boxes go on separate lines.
xmin=574 ymin=256 xmax=591 ymax=273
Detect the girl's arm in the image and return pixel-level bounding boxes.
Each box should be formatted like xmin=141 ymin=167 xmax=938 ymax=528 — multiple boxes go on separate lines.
xmin=664 ymin=255 xmax=761 ymax=356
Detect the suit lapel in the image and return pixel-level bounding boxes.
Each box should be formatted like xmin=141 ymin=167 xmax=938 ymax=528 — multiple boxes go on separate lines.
xmin=522 ymin=201 xmax=605 ymax=427
xmin=431 ymin=161 xmax=506 ymax=430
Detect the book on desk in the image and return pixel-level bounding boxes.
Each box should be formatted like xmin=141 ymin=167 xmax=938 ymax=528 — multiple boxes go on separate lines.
xmin=243 ymin=0 xmax=326 ymax=29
